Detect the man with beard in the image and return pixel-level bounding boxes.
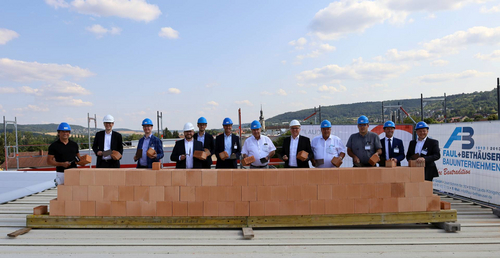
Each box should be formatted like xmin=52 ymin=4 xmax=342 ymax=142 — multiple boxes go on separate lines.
xmin=47 ymin=122 xmax=81 ymax=185
xmin=193 ymin=117 xmax=215 ymax=168
xmin=171 ymin=122 xmax=205 ymax=169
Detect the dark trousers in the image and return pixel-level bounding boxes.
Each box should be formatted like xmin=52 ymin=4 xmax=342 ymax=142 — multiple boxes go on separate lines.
xmin=97 ymin=159 xmax=120 ymax=168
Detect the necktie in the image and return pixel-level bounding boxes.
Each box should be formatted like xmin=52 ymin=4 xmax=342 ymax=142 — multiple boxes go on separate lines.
xmin=388 ymin=139 xmax=393 ymax=159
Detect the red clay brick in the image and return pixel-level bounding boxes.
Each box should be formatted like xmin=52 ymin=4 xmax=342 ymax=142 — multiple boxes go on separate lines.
xmin=234 ymin=202 xmax=249 ymax=216
xmin=172 ymin=201 xmax=188 ymax=216
xmin=311 ymin=200 xmax=325 ymax=215
xmin=410 ymin=167 xmax=425 ymax=182
xmin=204 ymin=201 xmax=219 ymax=216
xmin=287 ymin=185 xmax=302 ymax=200
xmin=73 ymin=185 xmax=88 ymax=201
xmin=180 ymin=186 xmax=196 ymax=202
xmin=427 ymin=195 xmax=441 ymax=211
xmin=411 ymin=197 xmax=427 ymax=212
xmin=395 ymin=168 xmax=411 ymax=182
xmin=397 ymin=198 xmax=412 ymax=212
xmin=125 ymin=170 xmax=141 ymax=186
xmin=242 ymin=186 xmax=257 ymax=201
xmin=218 ymin=201 xmax=235 ymax=216
xmin=110 ymin=170 xmax=125 ymax=186
xmin=141 ymin=170 xmax=157 ymax=186
xmin=110 ymin=201 xmax=127 ymax=216
xmin=208 ymin=186 xmax=218 ymax=201
xmin=360 ymin=184 xmax=377 ymax=199
xmin=271 ymin=186 xmax=288 ymax=201
xmin=226 ymin=186 xmax=242 ymax=202
xmin=405 ymin=182 xmax=420 ymax=197
xmin=96 ymin=200 xmax=111 ymax=216
xmin=385 ymin=160 xmax=396 ymax=168
xmin=302 ymin=185 xmax=318 ymax=200
xmin=257 ymin=186 xmax=273 ymax=201
xmin=367 ymin=168 xmax=382 ymax=183
xmin=217 ymin=170 xmax=233 ymax=186
xmin=277 ymin=170 xmax=294 ymax=185
xmin=57 ymin=185 xmax=73 ymax=201
xmin=264 ymin=170 xmax=278 ymax=186
xmin=346 ymin=184 xmax=362 ymax=199
xmin=382 ymin=198 xmax=399 ymax=213
xmin=296 ymin=200 xmax=310 ymax=215
xmin=375 ymin=183 xmax=392 ymax=199
xmin=293 ymin=170 xmax=308 ymax=185
xmin=201 ymin=170 xmax=217 ymax=186
xmin=369 ymin=198 xmax=383 ymax=213
xmin=88 ymin=185 xmax=103 ymax=201
xmin=49 ymin=199 xmax=65 ymax=216
xmin=279 ymin=200 xmax=295 ymax=215
xmin=308 ymin=170 xmax=323 ymax=185
xmin=95 ymin=170 xmax=110 ymax=186
xmin=232 ymin=170 xmax=248 ymax=186
xmin=391 ymin=183 xmax=405 ymax=198
xmin=215 ymin=186 xmax=227 ymax=201
xmin=352 ymin=169 xmax=368 ymax=184
xmin=354 ymin=199 xmax=369 ymax=214
xmin=186 ymin=170 xmax=202 ymax=186
xmin=33 ymin=205 xmax=48 ymax=215
xmin=65 ymin=200 xmax=80 ymax=216
xmin=149 ymin=186 xmax=165 ymax=201
xmin=420 ymin=181 xmax=434 ymax=197
xmin=172 ymin=170 xmax=187 ymax=186
xmin=80 ymin=170 xmax=95 ymax=186
xmin=103 ymin=185 xmax=119 ymax=201
xmin=248 ymin=170 xmax=264 ymax=186
xmin=332 ymin=184 xmax=348 ymax=199
xmin=164 ymin=186 xmax=180 ymax=201
xmin=323 ymin=169 xmax=339 ymax=185
xmin=134 ymin=186 xmax=150 ymax=201
xmin=325 ymin=199 xmax=340 ymax=214
xmin=141 ymin=201 xmax=157 ymax=216
xmin=318 ymin=185 xmax=332 ymax=200
xmin=440 ymin=201 xmax=451 ymax=210
xmin=156 ymin=170 xmax=172 ymax=186
xmin=156 ymin=201 xmax=173 ymax=216
xmin=188 ymin=201 xmax=204 ymax=216
xmin=339 ymin=169 xmax=353 ymax=184
xmin=152 ymin=162 xmax=161 ymax=170
xmin=381 ymin=169 xmax=395 ymax=183
xmin=64 ymin=170 xmax=80 ymax=186
xmin=338 ymin=199 xmax=354 ymax=214
xmin=195 ymin=186 xmax=210 ymax=201
xmin=118 ymin=186 xmax=134 ymax=201
xmin=265 ymin=201 xmax=280 ymax=216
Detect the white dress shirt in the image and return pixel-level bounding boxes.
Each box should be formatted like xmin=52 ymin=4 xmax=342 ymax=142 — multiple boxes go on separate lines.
xmin=311 ymin=134 xmax=346 ymax=168
xmin=184 ymin=139 xmax=194 ymax=169
xmin=384 ymin=136 xmax=393 ymax=161
xmin=288 ymin=135 xmax=300 ymax=167
xmin=415 ymin=137 xmax=427 ymax=155
xmin=103 ymin=131 xmax=112 ymax=160
xmin=242 ymin=135 xmax=276 ymax=166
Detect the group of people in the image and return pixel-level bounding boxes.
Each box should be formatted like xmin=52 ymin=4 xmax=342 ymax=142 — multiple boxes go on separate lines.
xmin=46 ymin=114 xmax=440 ymax=186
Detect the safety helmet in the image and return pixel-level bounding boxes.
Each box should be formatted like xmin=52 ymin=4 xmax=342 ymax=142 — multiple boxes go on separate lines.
xmin=415 ymin=121 xmax=429 ymax=130
xmin=320 ymin=120 xmax=332 ymax=128
xmin=142 ymin=118 xmax=153 ymax=126
xmin=103 ymin=114 xmax=114 ymax=123
xmin=197 ymin=117 xmax=207 ymax=124
xmin=357 ymin=115 xmax=369 ymax=124
xmin=57 ymin=122 xmax=71 ymax=131
xmin=383 ymin=121 xmax=395 ymax=128
xmin=222 ymin=117 xmax=233 ymax=125
xmin=290 ymin=120 xmax=301 ymax=127
xmin=183 ymin=122 xmax=195 ymax=131
xmin=251 ymin=120 xmax=261 ymax=129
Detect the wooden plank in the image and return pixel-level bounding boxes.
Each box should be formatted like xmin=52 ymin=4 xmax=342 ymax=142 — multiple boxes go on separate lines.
xmin=242 ymin=227 xmax=254 ymax=239
xmin=26 ymin=210 xmax=457 ymax=229
xmin=7 ymin=227 xmax=31 ymax=237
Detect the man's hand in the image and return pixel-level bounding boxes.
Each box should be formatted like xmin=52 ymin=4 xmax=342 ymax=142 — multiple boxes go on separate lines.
xmin=417 ymin=157 xmax=425 ymax=165
xmin=282 ymin=155 xmax=288 ymax=161
xmin=352 ymin=156 xmax=360 ymax=164
xmin=133 ymin=155 xmax=138 ymax=162
xmin=180 ymin=154 xmax=186 ymax=161
xmin=62 ymin=161 xmax=71 ymax=168
xmin=97 ymin=151 xmax=103 ymax=156
xmin=390 ymin=158 xmax=398 ymax=162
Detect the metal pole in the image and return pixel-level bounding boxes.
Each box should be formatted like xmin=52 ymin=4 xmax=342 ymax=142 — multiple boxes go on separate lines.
xmin=318 ymin=105 xmax=321 ymax=122
xmin=397 ymin=102 xmax=401 ymax=124
xmin=421 ymin=94 xmax=424 ymax=121
xmin=238 ymin=108 xmax=242 ymax=169
xmin=3 ymin=116 xmax=7 ymax=171
xmin=444 ymin=93 xmax=447 ymax=123
xmin=381 ymin=101 xmax=384 ymax=123
xmin=88 ymin=113 xmax=91 ymax=167
xmin=15 ymin=117 xmax=18 ymax=170
xmin=160 ymin=112 xmax=163 ymax=139
xmin=157 ymin=111 xmax=160 ymax=138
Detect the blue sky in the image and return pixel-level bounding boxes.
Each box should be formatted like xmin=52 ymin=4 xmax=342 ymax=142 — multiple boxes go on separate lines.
xmin=1 ymin=0 xmax=500 ymax=131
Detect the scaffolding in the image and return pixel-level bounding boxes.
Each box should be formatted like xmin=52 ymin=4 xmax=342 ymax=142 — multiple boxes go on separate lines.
xmin=3 ymin=116 xmax=19 ymax=171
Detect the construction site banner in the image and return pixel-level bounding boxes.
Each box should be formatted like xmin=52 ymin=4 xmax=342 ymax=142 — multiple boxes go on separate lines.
xmin=430 ymin=121 xmax=500 ymax=206
xmin=300 ymin=124 xmax=413 ymax=167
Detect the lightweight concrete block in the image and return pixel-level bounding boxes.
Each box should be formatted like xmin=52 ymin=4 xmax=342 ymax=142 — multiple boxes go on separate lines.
xmin=264 ymin=170 xmax=278 ymax=186
xmin=201 ymin=170 xmax=217 ymax=186
xmin=118 ymin=186 xmax=134 ymax=201
xmin=354 ymin=199 xmax=370 ymax=214
xmin=232 ymin=170 xmax=248 ymax=186
xmin=323 ymin=169 xmax=339 ymax=185
xmin=80 ymin=201 xmax=96 ymax=216
xmin=125 ymin=170 xmax=141 ymax=186
xmin=49 ymin=199 xmax=65 ymax=216
xmin=217 ymin=170 xmax=232 ymax=186
xmin=65 ymin=200 xmax=81 ymax=216
xmin=410 ymin=167 xmax=425 ymax=182
xmin=64 ymin=170 xmax=80 ymax=186
xmin=57 ymin=185 xmax=73 ymax=201
xmin=172 ymin=201 xmax=187 ymax=216
xmin=72 ymin=185 xmax=88 ymax=201
xmin=152 ymin=162 xmax=161 ymax=170
xmin=279 ymin=200 xmax=295 ymax=215
xmin=149 ymin=186 xmax=165 ymax=201
xmin=126 ymin=201 xmax=141 ymax=216
xmin=318 ymin=185 xmax=332 ymax=200
xmin=234 ymin=202 xmax=249 ymax=216
xmin=242 ymin=186 xmax=257 ymax=201
xmin=186 ymin=170 xmax=202 ymax=186
xmin=277 ymin=170 xmax=294 ymax=185
xmin=218 ymin=201 xmax=235 ymax=216
xmin=80 ymin=170 xmax=95 ymax=186
xmin=248 ymin=170 xmax=264 ymax=185
xmin=172 ymin=170 xmax=187 ymax=186
xmin=134 ymin=186 xmax=150 ymax=201
xmin=110 ymin=201 xmax=127 ymax=216
xmin=156 ymin=170 xmax=172 ymax=186
xmin=180 ymin=186 xmax=196 ymax=202
xmin=311 ymin=200 xmax=326 ymax=215
xmin=369 ymin=198 xmax=384 ymax=213
xmin=156 ymin=201 xmax=173 ymax=216
xmin=95 ymin=201 xmax=111 ymax=216
xmin=188 ymin=201 xmax=204 ymax=216
xmin=94 ymin=170 xmax=110 ymax=186
xmin=103 ymin=185 xmax=119 ymax=201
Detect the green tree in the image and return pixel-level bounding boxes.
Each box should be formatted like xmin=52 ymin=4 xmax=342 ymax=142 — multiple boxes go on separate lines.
xmin=163 ymin=127 xmax=173 ymax=138
xmin=172 ymin=131 xmax=179 ymax=138
xmin=487 ymin=114 xmax=498 ymax=120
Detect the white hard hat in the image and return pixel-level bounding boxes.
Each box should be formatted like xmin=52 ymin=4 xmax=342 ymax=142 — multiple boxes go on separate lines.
xmin=290 ymin=119 xmax=301 ymax=127
xmin=183 ymin=122 xmax=195 ymax=131
xmin=103 ymin=115 xmax=114 ymax=123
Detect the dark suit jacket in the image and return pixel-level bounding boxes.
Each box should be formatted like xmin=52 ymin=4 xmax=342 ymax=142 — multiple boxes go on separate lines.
xmin=215 ymin=133 xmax=241 ymax=168
xmin=170 ymin=139 xmax=204 ymax=168
xmin=92 ymin=130 xmax=123 ymax=168
xmin=406 ymin=137 xmax=441 ymax=181
xmin=194 ymin=132 xmax=215 ymax=168
xmin=281 ymin=135 xmax=314 ymax=168
xmin=379 ymin=137 xmax=405 ymax=166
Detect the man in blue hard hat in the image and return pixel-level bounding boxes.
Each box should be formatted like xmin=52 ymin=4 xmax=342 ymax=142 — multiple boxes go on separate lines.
xmin=92 ymin=115 xmax=123 ymax=168
xmin=311 ymin=120 xmax=346 ymax=168
xmin=215 ymin=117 xmax=241 ymax=168
xmin=347 ymin=115 xmax=382 ymax=167
xmin=47 ymin=122 xmax=81 ymax=185
xmin=379 ymin=121 xmax=405 ymax=166
xmin=194 ymin=117 xmax=215 ymax=168
xmin=242 ymin=120 xmax=276 ymax=168
xmin=281 ymin=119 xmax=314 ymax=168
xmin=406 ymin=121 xmax=440 ymax=181
xmin=134 ymin=118 xmax=164 ymax=168
xmin=171 ymin=122 xmax=205 ymax=169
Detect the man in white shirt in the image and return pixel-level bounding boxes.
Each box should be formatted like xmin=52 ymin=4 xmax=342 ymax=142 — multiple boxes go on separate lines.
xmin=92 ymin=115 xmax=123 ymax=168
xmin=170 ymin=122 xmax=204 ymax=169
xmin=242 ymin=120 xmax=276 ymax=169
xmin=311 ymin=120 xmax=346 ymax=168
xmin=281 ymin=119 xmax=313 ymax=168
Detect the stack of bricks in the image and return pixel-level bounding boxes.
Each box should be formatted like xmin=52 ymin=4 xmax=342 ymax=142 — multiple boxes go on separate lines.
xmin=49 ymin=167 xmax=441 ymax=217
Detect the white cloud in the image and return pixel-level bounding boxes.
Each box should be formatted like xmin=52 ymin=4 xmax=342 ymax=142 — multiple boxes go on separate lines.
xmin=297 ymin=57 xmax=409 ymax=82
xmin=14 ymin=105 xmax=50 ymax=112
xmin=205 ymin=82 xmax=219 ymax=88
xmin=317 ymin=85 xmax=347 ymax=93
xmin=45 ymin=0 xmax=70 ymax=9
xmin=414 ymin=69 xmax=491 ymax=83
xmin=159 ymin=27 xmax=179 ymax=39
xmin=86 ymin=24 xmax=121 ymax=38
xmin=277 ymin=89 xmax=287 ymax=96
xmin=297 ymin=43 xmax=336 ymax=60
xmin=70 ymin=0 xmax=161 ymax=22
xmin=289 ymin=37 xmax=308 ymax=49
xmin=207 ymin=101 xmax=219 ymax=106
xmin=0 ymin=28 xmax=19 ymax=45
xmin=383 ymin=0 xmax=486 ymax=12
xmin=0 ymin=82 xmax=89 ymax=96
xmin=45 ymin=96 xmax=93 ymax=106
xmin=281 ymin=60 xmax=287 ymax=65
xmin=423 ymin=26 xmax=500 ymax=55
xmin=299 ymin=90 xmax=307 ymax=94
xmin=425 ymin=13 xmax=436 ymax=19
xmin=260 ymin=91 xmax=273 ymax=96
xmin=235 ymin=100 xmax=253 ymax=106
xmin=167 ymin=88 xmax=181 ymax=94
xmin=0 ymin=58 xmax=94 ymax=82
xmin=0 ymin=87 xmax=17 ymax=94
xmin=474 ymin=50 xmax=500 ymax=60
xmin=370 ymin=83 xmax=388 ymax=88
xmin=385 ymin=48 xmax=434 ymax=61
xmin=481 ymin=4 xmax=500 ymax=13
xmin=430 ymin=59 xmax=450 ymax=66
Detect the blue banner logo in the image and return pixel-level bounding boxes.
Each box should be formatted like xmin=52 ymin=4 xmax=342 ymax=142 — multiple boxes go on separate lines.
xmin=444 ymin=127 xmax=474 ymax=149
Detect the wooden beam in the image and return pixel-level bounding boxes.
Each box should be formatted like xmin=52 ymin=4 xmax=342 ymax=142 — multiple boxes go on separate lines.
xmin=7 ymin=228 xmax=31 ymax=238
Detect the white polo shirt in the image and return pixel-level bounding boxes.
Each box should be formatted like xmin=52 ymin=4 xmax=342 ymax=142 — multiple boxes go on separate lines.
xmin=311 ymin=134 xmax=346 ymax=168
xmin=242 ymin=135 xmax=276 ymax=166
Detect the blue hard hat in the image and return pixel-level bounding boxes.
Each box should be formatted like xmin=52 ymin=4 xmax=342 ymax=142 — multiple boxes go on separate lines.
xmin=142 ymin=118 xmax=153 ymax=126
xmin=357 ymin=115 xmax=369 ymax=124
xmin=57 ymin=122 xmax=71 ymax=131
xmin=251 ymin=120 xmax=261 ymax=129
xmin=197 ymin=117 xmax=207 ymax=124
xmin=222 ymin=117 xmax=233 ymax=125
xmin=383 ymin=121 xmax=396 ymax=128
xmin=416 ymin=121 xmax=429 ymax=130
xmin=320 ymin=120 xmax=331 ymax=128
